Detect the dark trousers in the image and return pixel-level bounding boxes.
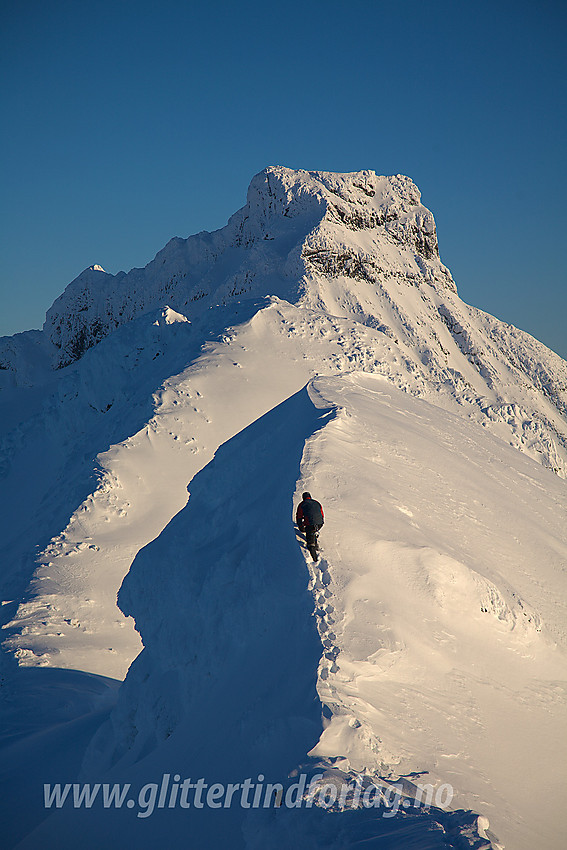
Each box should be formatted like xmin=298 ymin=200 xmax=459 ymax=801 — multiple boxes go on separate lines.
xmin=305 ymin=525 xmax=321 ymax=548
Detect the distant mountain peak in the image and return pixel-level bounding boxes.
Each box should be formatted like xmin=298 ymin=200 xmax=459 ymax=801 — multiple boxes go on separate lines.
xmin=24 ymin=166 xmax=453 ymax=369
xmin=1 ymin=165 xmax=566 ymax=481
xmin=243 ymin=166 xmax=442 ymax=264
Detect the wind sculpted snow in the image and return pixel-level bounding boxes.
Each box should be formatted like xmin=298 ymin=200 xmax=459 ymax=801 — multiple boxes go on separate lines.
xmin=301 ymin=375 xmax=567 ymax=850
xmin=101 ymin=387 xmax=331 ymax=773
xmin=13 ymin=388 xmax=331 ymax=848
xmin=20 ymin=373 xmax=567 ymax=849
xmin=12 ymin=381 xmax=513 ymax=850
xmin=1 ymin=167 xmax=567 ymax=849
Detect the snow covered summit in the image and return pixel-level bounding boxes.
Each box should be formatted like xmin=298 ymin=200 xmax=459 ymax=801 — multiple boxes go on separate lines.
xmin=1 ymin=167 xmax=566 ymax=849
xmin=33 ymin=167 xmax=454 ymax=368
xmin=2 ymin=166 xmax=566 ymax=477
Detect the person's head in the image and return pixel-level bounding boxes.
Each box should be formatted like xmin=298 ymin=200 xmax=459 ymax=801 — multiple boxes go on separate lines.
xmin=302 ymin=492 xmax=311 ymax=500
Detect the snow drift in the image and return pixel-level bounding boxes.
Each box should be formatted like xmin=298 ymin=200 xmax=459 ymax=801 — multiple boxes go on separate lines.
xmin=1 ymin=167 xmax=567 ymax=849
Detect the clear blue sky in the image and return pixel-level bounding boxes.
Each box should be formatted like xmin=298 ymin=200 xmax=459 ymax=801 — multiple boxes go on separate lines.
xmin=1 ymin=0 xmax=566 ymax=357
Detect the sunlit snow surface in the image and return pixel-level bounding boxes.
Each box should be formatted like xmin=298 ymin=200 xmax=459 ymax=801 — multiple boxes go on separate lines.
xmin=1 ymin=167 xmax=566 ymax=849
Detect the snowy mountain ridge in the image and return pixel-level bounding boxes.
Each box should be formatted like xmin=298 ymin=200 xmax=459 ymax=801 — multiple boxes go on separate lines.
xmin=1 ymin=167 xmax=567 ymax=849
xmin=1 ymin=167 xmax=450 ymax=372
xmin=2 ymin=166 xmax=567 ymax=479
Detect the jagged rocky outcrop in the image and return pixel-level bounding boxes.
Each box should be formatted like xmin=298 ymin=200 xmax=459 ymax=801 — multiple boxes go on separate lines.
xmin=1 ymin=168 xmax=453 ymax=372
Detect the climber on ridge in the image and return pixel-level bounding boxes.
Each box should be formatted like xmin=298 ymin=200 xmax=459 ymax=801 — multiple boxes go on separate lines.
xmin=296 ymin=492 xmax=324 ymax=562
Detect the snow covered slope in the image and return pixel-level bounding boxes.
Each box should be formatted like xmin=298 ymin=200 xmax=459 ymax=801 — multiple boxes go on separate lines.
xmin=3 ymin=167 xmax=566 ymax=475
xmin=1 ymin=167 xmax=566 ymax=849
xmin=302 ymin=375 xmax=567 ymax=850
xmin=14 ymin=374 xmax=567 ymax=849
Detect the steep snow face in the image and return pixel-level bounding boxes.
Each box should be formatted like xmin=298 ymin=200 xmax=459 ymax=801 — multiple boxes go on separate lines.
xmin=92 ymin=387 xmax=328 ymax=778
xmin=301 ymin=375 xmax=567 ymax=850
xmin=2 ymin=165 xmax=566 ymax=682
xmin=4 ymin=288 xmax=566 ymax=680
xmin=69 ymin=374 xmax=566 ymax=850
